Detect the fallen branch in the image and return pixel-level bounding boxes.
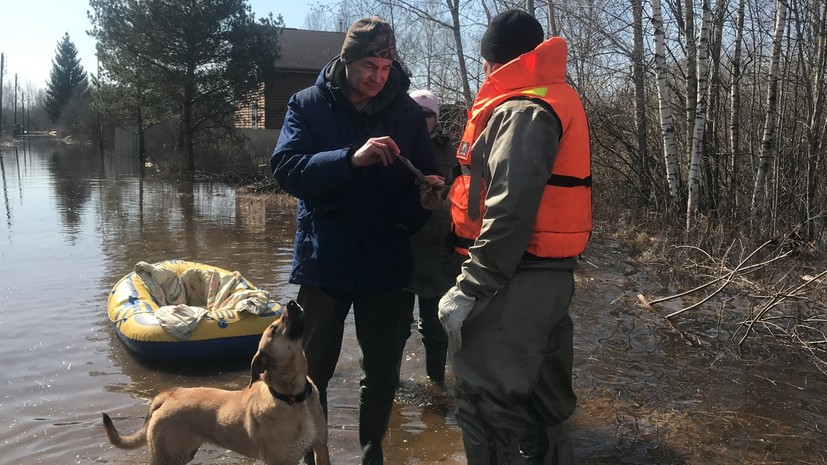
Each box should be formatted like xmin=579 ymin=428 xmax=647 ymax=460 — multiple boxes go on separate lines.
xmin=737 ymin=269 xmax=827 ymax=346
xmin=666 ymin=270 xmax=739 ymax=319
xmin=637 ymin=239 xmax=784 ymax=316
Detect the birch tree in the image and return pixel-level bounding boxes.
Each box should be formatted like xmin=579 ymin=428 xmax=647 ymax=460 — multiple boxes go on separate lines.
xmin=751 ymin=0 xmax=788 ymax=215
xmin=686 ymin=0 xmax=713 ymax=229
xmin=683 ymin=0 xmax=698 ymax=148
xmin=651 ymin=0 xmax=682 ymax=205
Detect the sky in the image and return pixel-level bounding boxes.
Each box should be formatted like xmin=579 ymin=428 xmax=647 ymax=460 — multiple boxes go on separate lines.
xmin=0 ymin=0 xmax=313 ymax=89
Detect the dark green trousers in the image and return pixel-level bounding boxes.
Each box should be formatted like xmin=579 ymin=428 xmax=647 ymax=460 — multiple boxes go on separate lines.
xmin=452 ymin=268 xmax=577 ymax=465
xmin=398 ymin=292 xmax=450 ymax=383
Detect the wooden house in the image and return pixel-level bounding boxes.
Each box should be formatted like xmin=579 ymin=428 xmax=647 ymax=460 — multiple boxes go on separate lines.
xmin=235 ymin=28 xmax=345 ymax=130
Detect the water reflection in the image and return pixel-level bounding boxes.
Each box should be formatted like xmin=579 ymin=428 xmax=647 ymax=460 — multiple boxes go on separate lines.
xmin=0 ymin=138 xmax=463 ymax=465
xmin=2 ymin=138 xmax=825 ymax=464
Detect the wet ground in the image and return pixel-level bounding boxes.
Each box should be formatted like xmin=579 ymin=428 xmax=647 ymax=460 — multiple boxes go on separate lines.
xmin=1 ymin=138 xmax=825 ymax=464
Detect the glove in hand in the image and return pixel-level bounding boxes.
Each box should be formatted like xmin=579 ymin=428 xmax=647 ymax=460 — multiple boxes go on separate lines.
xmin=438 ymin=285 xmax=475 ymax=332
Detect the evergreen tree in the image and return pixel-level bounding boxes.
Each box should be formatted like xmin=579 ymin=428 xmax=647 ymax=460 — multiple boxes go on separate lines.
xmin=89 ymin=0 xmax=282 ymax=173
xmin=44 ymin=33 xmax=89 ymax=123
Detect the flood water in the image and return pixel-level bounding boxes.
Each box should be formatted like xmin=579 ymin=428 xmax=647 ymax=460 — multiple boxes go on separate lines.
xmin=1 ymin=137 xmax=825 ymax=464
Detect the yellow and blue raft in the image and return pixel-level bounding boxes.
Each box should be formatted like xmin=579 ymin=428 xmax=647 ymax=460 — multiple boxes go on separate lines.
xmin=107 ymin=260 xmax=282 ymax=362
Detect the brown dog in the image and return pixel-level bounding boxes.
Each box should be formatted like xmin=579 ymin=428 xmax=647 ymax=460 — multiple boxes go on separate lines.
xmin=102 ymin=300 xmax=329 ymax=465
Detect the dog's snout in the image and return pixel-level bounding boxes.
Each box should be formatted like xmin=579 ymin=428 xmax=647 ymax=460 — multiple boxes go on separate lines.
xmin=286 ymin=300 xmax=304 ymax=316
xmin=285 ymin=300 xmax=305 ymax=340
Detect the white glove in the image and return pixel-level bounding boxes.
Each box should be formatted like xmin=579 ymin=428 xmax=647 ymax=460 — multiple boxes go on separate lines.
xmin=438 ymin=285 xmax=476 ymax=332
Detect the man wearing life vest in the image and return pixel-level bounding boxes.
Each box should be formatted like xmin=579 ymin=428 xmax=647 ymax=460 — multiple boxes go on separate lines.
xmin=437 ymin=9 xmax=591 ymax=465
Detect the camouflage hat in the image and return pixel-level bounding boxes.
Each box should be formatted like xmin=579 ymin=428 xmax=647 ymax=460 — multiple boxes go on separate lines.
xmin=340 ymin=16 xmax=397 ymax=64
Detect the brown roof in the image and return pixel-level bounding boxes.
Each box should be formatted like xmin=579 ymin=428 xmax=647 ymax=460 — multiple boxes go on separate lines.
xmin=276 ymin=28 xmax=346 ymax=72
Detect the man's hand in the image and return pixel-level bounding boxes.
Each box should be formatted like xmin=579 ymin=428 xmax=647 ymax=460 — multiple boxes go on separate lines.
xmin=350 ymin=136 xmax=400 ymax=168
xmin=438 ymin=285 xmax=476 ymax=346
xmin=420 ymin=175 xmax=450 ymax=210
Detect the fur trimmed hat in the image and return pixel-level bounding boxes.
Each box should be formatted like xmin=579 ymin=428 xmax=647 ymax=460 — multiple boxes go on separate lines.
xmin=340 ymin=16 xmax=397 ymax=64
xmin=480 ymin=9 xmax=544 ymax=64
xmin=409 ymin=89 xmax=439 ymax=120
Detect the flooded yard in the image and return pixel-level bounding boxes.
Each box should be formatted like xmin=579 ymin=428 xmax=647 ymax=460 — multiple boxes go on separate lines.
xmin=0 ymin=138 xmax=824 ymax=464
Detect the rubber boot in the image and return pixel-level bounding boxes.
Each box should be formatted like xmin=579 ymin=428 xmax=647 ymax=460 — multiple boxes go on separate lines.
xmin=518 ymin=426 xmax=548 ymax=465
xmin=359 ymin=386 xmax=396 ymax=465
xmin=425 ymin=347 xmax=447 ymax=384
xmin=541 ymin=424 xmax=575 ymax=465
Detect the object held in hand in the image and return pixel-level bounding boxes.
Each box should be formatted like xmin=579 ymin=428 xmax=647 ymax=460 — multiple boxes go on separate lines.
xmin=394 ymin=152 xmax=439 ymax=189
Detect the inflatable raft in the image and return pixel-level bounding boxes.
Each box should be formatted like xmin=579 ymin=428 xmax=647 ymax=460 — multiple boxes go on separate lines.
xmin=107 ymin=260 xmax=282 ymax=362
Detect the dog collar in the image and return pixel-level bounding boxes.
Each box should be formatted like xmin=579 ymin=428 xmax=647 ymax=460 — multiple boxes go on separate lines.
xmin=269 ymin=381 xmax=313 ymax=405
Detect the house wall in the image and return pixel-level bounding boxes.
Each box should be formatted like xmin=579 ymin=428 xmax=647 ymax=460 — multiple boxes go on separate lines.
xmin=235 ymin=84 xmax=267 ymax=129
xmin=264 ymin=70 xmax=317 ymax=129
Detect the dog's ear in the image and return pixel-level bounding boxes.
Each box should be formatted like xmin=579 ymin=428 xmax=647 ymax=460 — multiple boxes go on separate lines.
xmin=249 ymin=351 xmax=267 ymax=388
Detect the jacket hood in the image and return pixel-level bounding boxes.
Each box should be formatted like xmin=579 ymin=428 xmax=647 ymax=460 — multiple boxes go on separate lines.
xmin=484 ymin=37 xmax=568 ymax=94
xmin=316 ymin=56 xmax=412 ymax=116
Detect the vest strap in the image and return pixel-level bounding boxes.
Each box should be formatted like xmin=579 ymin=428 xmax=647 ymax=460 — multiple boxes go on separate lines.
xmin=461 ymin=166 xmax=591 ymax=188
xmin=448 ymin=230 xmax=475 ymax=251
xmin=468 ymin=143 xmax=484 ymax=221
xmin=547 ymin=174 xmax=591 ymax=187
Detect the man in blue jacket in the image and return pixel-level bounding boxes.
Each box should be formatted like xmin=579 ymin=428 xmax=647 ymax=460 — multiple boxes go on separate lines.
xmin=270 ymin=16 xmax=441 ymax=465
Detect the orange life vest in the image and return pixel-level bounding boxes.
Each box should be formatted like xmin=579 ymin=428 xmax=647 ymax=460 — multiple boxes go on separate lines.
xmin=448 ymin=37 xmax=592 ymax=258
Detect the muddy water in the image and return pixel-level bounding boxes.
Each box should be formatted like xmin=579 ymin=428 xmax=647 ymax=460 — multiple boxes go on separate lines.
xmin=0 ymin=138 xmax=824 ymax=464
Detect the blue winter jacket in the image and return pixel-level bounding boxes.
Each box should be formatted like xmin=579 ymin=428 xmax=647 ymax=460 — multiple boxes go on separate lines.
xmin=270 ymin=57 xmax=439 ymax=294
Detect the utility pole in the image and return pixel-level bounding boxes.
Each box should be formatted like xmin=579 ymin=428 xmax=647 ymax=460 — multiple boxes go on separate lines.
xmin=21 ymin=92 xmax=26 ymax=135
xmin=13 ymin=73 xmax=18 ymax=136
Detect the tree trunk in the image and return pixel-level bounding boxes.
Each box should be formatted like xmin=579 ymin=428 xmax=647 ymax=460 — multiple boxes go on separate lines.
xmin=651 ymin=0 xmax=682 ymax=206
xmin=137 ymin=107 xmax=146 ymax=163
xmin=631 ymin=0 xmax=649 ymax=200
xmin=751 ymin=0 xmax=787 ymax=216
xmin=446 ymin=0 xmax=473 ymax=106
xmin=686 ymin=0 xmax=713 ymax=230
xmin=179 ymin=64 xmax=196 ymax=174
xmin=683 ymin=0 xmax=697 ymax=149
xmin=546 ymin=1 xmax=558 ymax=36
xmin=729 ymin=0 xmax=746 ymax=218
xmin=805 ymin=1 xmax=827 ymax=240
xmin=702 ymin=0 xmax=727 ymax=215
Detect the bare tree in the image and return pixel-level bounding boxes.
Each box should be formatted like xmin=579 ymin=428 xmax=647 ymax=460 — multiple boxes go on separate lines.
xmin=686 ymin=0 xmax=712 ymax=229
xmin=286 ymin=0 xmax=827 ymax=245
xmin=651 ymin=0 xmax=682 ymax=205
xmin=683 ymin=0 xmax=698 ymax=149
xmin=728 ymin=0 xmax=746 ymax=218
xmin=446 ymin=0 xmax=474 ymax=105
xmin=546 ymin=0 xmax=559 ymax=35
xmin=751 ymin=0 xmax=788 ymax=216
xmin=631 ymin=0 xmax=650 ymax=200
xmin=801 ymin=0 xmax=827 ymax=240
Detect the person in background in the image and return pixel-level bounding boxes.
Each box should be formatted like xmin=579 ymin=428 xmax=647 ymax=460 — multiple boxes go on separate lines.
xmin=270 ymin=16 xmax=443 ymax=465
xmin=397 ymin=89 xmax=460 ymax=385
xmin=437 ymin=9 xmax=592 ymax=465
